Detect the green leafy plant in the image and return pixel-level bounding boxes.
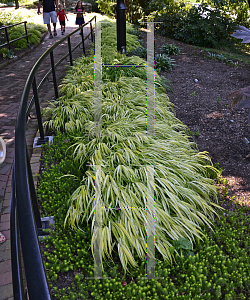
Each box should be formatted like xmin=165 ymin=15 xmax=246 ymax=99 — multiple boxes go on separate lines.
xmin=0 ymin=8 xmax=44 ymax=26
xmin=160 ymin=43 xmax=180 ymax=55
xmin=174 ymin=2 xmax=237 ymax=48
xmin=96 ymin=0 xmax=150 ymax=23
xmin=100 ymin=21 xmax=142 ymax=62
xmin=130 ymin=46 xmax=147 ymax=58
xmin=207 ymin=52 xmax=238 ymax=66
xmin=147 ymin=1 xmax=185 ymax=39
xmin=150 ymin=2 xmax=237 ymax=49
xmin=171 ymin=237 xmax=194 ymax=259
xmin=207 ymin=0 xmax=250 ymax=27
xmin=155 ymin=53 xmax=176 ymax=72
xmin=8 ymin=24 xmax=46 ymax=49
xmin=0 ymin=47 xmax=14 ymax=58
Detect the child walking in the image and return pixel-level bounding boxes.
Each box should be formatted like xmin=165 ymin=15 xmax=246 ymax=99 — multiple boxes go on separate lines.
xmin=74 ymin=1 xmax=85 ymax=31
xmin=57 ymin=3 xmax=68 ymax=35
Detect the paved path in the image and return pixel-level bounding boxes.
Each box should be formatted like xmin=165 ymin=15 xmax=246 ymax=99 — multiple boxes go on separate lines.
xmin=0 ymin=11 xmax=92 ymax=300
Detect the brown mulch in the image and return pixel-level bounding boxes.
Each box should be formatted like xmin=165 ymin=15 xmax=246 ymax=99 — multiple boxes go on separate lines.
xmin=141 ymin=33 xmax=250 ymax=204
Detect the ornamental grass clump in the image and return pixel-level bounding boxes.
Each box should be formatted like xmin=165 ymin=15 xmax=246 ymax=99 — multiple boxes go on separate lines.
xmin=38 ymin=136 xmax=250 ymax=299
xmin=44 ymin=21 xmax=221 ymax=273
xmin=100 ymin=21 xmax=141 ymax=63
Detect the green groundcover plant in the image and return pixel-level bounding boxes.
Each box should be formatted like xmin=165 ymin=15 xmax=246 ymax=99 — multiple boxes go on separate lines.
xmin=43 ymin=21 xmax=222 ymax=274
xmin=0 ymin=8 xmax=47 ymax=51
xmin=8 ymin=24 xmax=47 ymax=49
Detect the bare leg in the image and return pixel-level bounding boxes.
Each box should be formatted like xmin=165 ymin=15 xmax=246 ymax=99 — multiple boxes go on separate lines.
xmin=47 ymin=23 xmax=52 ymax=35
xmin=53 ymin=23 xmax=57 ymax=36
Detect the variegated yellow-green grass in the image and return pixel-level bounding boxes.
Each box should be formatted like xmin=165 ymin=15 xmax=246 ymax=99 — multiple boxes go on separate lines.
xmin=44 ymin=22 xmax=221 ymax=273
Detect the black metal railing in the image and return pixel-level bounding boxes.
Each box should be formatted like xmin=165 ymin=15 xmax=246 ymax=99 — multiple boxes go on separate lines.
xmin=0 ymin=21 xmax=31 ymax=50
xmin=10 ymin=16 xmax=96 ymax=300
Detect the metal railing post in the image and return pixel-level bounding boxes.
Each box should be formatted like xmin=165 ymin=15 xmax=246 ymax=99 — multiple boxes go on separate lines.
xmin=5 ymin=27 xmax=10 ymax=50
xmin=67 ymin=36 xmax=73 ymax=66
xmin=10 ymin=168 xmax=25 ymax=300
xmin=116 ymin=0 xmax=127 ymax=53
xmin=50 ymin=51 xmax=59 ymax=99
xmin=24 ymin=21 xmax=29 ymax=45
xmin=32 ymin=77 xmax=45 ymax=141
xmin=26 ymin=145 xmax=42 ymax=229
xmin=80 ymin=27 xmax=86 ymax=56
xmin=14 ymin=148 xmax=51 ymax=299
xmin=90 ymin=21 xmax=94 ymax=43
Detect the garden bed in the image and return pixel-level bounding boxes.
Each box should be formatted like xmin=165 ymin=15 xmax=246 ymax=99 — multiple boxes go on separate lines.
xmin=36 ymin=22 xmax=250 ymax=299
xmin=144 ymin=33 xmax=250 ymax=204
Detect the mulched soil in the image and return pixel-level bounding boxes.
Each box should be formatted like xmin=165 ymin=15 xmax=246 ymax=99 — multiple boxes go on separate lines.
xmin=141 ymin=32 xmax=250 ymax=205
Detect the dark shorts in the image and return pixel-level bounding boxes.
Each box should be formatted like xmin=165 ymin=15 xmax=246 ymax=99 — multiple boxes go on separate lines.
xmin=76 ymin=17 xmax=85 ymax=25
xmin=60 ymin=20 xmax=65 ymax=26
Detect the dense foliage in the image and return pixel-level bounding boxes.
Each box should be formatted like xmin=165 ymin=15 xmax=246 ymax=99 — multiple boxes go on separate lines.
xmin=208 ymin=0 xmax=250 ymax=27
xmin=9 ymin=23 xmax=47 ymax=48
xmin=39 ymin=133 xmax=250 ymax=299
xmin=0 ymin=8 xmax=47 ymax=55
xmin=43 ymin=21 xmax=221 ymax=274
xmin=148 ymin=1 xmax=238 ymax=48
xmin=34 ymin=14 xmax=250 ymax=299
xmin=97 ymin=0 xmax=249 ymax=49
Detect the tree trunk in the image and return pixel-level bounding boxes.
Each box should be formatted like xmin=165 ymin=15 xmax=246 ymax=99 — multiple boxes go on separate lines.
xmin=15 ymin=0 xmax=19 ymax=9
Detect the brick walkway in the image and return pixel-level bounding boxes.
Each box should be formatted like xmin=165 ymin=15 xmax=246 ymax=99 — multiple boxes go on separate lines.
xmin=0 ymin=12 xmax=92 ymax=300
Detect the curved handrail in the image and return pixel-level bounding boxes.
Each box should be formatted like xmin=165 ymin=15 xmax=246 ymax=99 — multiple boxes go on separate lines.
xmin=11 ymin=16 xmax=96 ymax=300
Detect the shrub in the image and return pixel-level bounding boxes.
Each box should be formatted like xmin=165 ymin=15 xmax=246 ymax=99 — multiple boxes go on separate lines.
xmin=0 ymin=47 xmax=14 ymax=58
xmin=100 ymin=21 xmax=142 ymax=62
xmin=147 ymin=2 xmax=185 ymax=39
xmin=45 ymin=60 xmax=219 ymax=274
xmin=174 ymin=2 xmax=237 ymax=48
xmin=129 ymin=46 xmax=147 ymax=58
xmin=148 ymin=2 xmax=237 ymax=49
xmin=38 ymin=131 xmax=250 ymax=299
xmin=160 ymin=43 xmax=180 ymax=56
xmin=208 ymin=0 xmax=250 ymax=27
xmin=155 ymin=53 xmax=176 ymax=72
xmin=9 ymin=24 xmax=46 ymax=49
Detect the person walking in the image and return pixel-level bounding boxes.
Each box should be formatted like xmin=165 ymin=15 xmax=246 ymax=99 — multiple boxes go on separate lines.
xmin=57 ymin=3 xmax=69 ymax=35
xmin=38 ymin=0 xmax=58 ymax=39
xmin=74 ymin=1 xmax=85 ymax=31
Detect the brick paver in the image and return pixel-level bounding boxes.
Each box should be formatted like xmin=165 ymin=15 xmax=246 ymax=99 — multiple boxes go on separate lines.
xmin=0 ymin=9 xmax=93 ymax=299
